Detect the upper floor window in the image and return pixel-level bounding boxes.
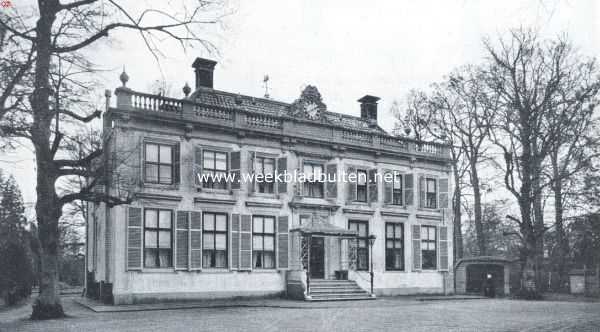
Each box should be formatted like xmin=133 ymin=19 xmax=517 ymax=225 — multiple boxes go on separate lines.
xmin=203 ymin=150 xmax=228 ymax=190
xmin=144 ymin=209 xmax=172 ymax=268
xmin=145 ymin=143 xmax=173 ymax=184
xmin=349 ymin=220 xmax=369 ymax=271
xmin=421 ymin=225 xmax=437 ymax=270
xmin=356 ymin=169 xmax=368 ymax=202
xmin=202 ymin=212 xmax=228 ymax=268
xmin=392 ymin=173 xmax=403 ymax=205
xmin=253 ymin=216 xmax=275 ymax=269
xmin=425 ymin=178 xmax=437 ymax=209
xmin=256 ymin=156 xmax=275 ymax=194
xmin=303 ymin=162 xmax=324 ymax=198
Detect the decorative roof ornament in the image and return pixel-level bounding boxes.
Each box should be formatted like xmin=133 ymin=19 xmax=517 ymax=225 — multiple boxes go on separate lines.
xmin=263 ymin=75 xmax=270 ymax=99
xmin=182 ymin=82 xmax=191 ymax=97
xmin=290 ymin=85 xmax=327 ymax=121
xmin=119 ymin=67 xmax=129 ymax=87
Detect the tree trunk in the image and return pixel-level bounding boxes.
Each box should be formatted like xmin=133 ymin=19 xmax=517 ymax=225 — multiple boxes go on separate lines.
xmin=453 ymin=170 xmax=463 ymax=261
xmin=30 ymin=0 xmax=64 ymax=320
xmin=531 ymin=159 xmax=545 ymax=292
xmin=551 ymin=151 xmax=569 ymax=291
xmin=470 ymin=160 xmax=485 ymax=256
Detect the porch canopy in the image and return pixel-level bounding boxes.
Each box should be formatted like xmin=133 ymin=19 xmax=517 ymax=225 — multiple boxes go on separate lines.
xmin=290 ymin=220 xmax=357 ymax=238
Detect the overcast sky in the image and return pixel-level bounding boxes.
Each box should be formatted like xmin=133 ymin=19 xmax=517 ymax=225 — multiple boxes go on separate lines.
xmin=1 ymin=0 xmax=599 ymax=213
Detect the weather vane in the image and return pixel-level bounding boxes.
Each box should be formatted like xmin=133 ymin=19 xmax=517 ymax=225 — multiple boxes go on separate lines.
xmin=263 ymin=75 xmax=270 ymax=99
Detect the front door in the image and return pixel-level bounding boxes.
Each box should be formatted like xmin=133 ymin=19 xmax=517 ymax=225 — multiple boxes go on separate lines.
xmin=310 ymin=237 xmax=325 ymax=279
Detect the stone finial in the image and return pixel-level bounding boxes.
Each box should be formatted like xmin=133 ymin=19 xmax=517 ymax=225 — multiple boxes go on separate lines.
xmin=183 ymin=82 xmax=191 ymax=97
xmin=119 ymin=67 xmax=129 ymax=87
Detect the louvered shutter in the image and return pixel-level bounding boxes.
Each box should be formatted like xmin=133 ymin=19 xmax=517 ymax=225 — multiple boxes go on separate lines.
xmin=383 ymin=169 xmax=393 ymax=204
xmin=239 ymin=214 xmax=252 ymax=270
xmin=277 ymin=157 xmax=287 ymax=195
xmin=368 ymin=168 xmax=378 ymax=203
xmin=418 ymin=175 xmax=426 ymax=208
xmin=248 ymin=151 xmax=256 ymax=194
xmin=194 ymin=146 xmax=203 ymax=187
xmin=439 ymin=178 xmax=449 ymax=209
xmin=175 ymin=211 xmax=189 ymax=270
xmin=412 ymin=224 xmax=421 ymax=271
xmin=325 ymin=163 xmax=337 ymax=199
xmin=231 ymin=214 xmax=240 ymax=270
xmin=127 ymin=207 xmax=143 ymax=270
xmin=172 ymin=144 xmax=180 ymax=184
xmin=294 ymin=157 xmax=303 ymax=197
xmin=439 ymin=226 xmax=449 ymax=271
xmin=277 ymin=215 xmax=289 ymax=269
xmin=404 ymin=174 xmax=414 ymax=206
xmin=190 ymin=211 xmax=202 ymax=270
xmin=230 ymin=151 xmax=241 ymax=190
xmin=346 ymin=166 xmax=356 ymax=203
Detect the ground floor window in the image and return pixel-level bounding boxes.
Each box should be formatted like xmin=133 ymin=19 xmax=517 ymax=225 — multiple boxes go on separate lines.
xmin=349 ymin=220 xmax=369 ymax=271
xmin=421 ymin=225 xmax=437 ymax=270
xmin=386 ymin=223 xmax=404 ymax=271
xmin=144 ymin=209 xmax=173 ymax=268
xmin=253 ymin=216 xmax=275 ymax=269
xmin=203 ymin=212 xmax=228 ymax=268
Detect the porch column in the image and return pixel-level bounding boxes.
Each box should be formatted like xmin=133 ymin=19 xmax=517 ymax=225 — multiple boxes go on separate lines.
xmin=340 ymin=238 xmax=348 ymax=270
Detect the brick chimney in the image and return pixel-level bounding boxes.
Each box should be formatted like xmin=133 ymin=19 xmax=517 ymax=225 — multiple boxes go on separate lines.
xmin=358 ymin=95 xmax=380 ymax=126
xmin=192 ymin=57 xmax=217 ymax=89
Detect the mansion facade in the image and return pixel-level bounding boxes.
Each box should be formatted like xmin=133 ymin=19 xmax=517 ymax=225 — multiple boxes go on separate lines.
xmin=86 ymin=58 xmax=454 ymax=304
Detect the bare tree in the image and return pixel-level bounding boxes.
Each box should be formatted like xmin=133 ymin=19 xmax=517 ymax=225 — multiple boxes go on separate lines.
xmin=483 ymin=29 xmax=600 ymax=295
xmin=0 ymin=0 xmax=224 ymax=319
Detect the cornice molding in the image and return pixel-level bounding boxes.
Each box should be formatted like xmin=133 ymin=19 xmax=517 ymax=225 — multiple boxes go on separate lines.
xmin=134 ymin=193 xmax=183 ymax=202
xmin=194 ymin=197 xmax=237 ymax=205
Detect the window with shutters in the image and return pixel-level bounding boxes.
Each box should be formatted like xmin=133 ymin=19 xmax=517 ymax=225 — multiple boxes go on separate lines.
xmin=356 ymin=169 xmax=368 ymax=202
xmin=385 ymin=223 xmax=404 ymax=271
xmin=256 ymin=157 xmax=275 ymax=194
xmin=202 ymin=212 xmax=228 ymax=268
xmin=425 ymin=178 xmax=437 ymax=209
xmin=392 ymin=173 xmax=403 ymax=205
xmin=252 ymin=216 xmax=275 ymax=269
xmin=144 ymin=143 xmax=174 ymax=184
xmin=421 ymin=225 xmax=437 ymax=270
xmin=143 ymin=209 xmax=173 ymax=268
xmin=303 ymin=162 xmax=324 ymax=198
xmin=202 ymin=150 xmax=228 ymax=189
xmin=349 ymin=220 xmax=369 ymax=271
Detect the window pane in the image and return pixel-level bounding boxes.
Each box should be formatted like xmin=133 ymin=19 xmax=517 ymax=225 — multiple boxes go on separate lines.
xmin=203 ymin=233 xmax=214 ymax=249
xmin=158 ymin=231 xmax=171 ymax=248
xmin=158 ymin=249 xmax=172 ymax=267
xmin=253 ymin=235 xmax=263 ymax=250
xmin=159 ymin=145 xmax=172 ymax=164
xmin=264 ymin=217 xmax=274 ymax=233
xmin=215 ymin=251 xmax=227 ymax=268
xmin=215 ymin=152 xmax=227 ymax=171
xmin=358 ymin=239 xmax=366 ymax=248
xmin=396 ymin=225 xmax=403 ymax=237
xmin=215 ymin=234 xmax=226 ymax=250
xmin=395 ymin=240 xmax=403 ymax=249
xmin=427 ymin=179 xmax=436 ymax=193
xmin=159 ymin=165 xmax=172 ymax=184
xmin=264 ymin=158 xmax=274 ymax=174
xmin=314 ymin=165 xmax=323 ymax=179
xmin=145 ymin=210 xmax=158 ymax=228
xmin=203 ymin=151 xmax=214 ymax=169
xmin=204 ymin=214 xmax=215 ymax=230
xmin=394 ymin=174 xmax=402 ymax=188
xmin=253 ymin=219 xmax=263 ymax=233
xmin=145 ymin=231 xmax=157 ymax=248
xmin=357 ymin=171 xmax=367 ymax=185
xmin=386 ymin=240 xmax=393 ymax=249
xmin=144 ymin=249 xmax=158 ymax=267
xmin=159 ymin=210 xmax=171 ymax=228
xmin=263 ymin=252 xmax=275 ymax=269
xmin=264 ymin=236 xmax=274 ymax=250
xmin=386 ymin=225 xmax=394 ymax=238
xmin=358 ymin=224 xmax=367 ymax=237
xmin=429 ymin=227 xmax=436 ymax=239
xmin=146 ymin=144 xmax=158 ymax=162
xmin=145 ymin=164 xmax=158 ymax=182
xmin=215 ymin=214 xmax=227 ymax=231
xmin=421 ymin=227 xmax=429 ymax=240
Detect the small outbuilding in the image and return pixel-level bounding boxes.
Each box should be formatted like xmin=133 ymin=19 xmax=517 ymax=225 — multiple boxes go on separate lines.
xmin=455 ymin=256 xmax=511 ymax=297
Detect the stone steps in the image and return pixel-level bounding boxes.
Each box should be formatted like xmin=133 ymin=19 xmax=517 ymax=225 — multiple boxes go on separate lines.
xmin=307 ymin=279 xmax=374 ymax=301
